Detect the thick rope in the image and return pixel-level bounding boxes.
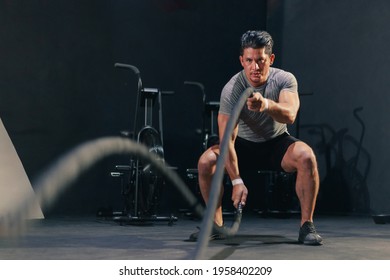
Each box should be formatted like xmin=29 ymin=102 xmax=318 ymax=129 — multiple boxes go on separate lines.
xmin=193 ymin=87 xmax=254 ymax=259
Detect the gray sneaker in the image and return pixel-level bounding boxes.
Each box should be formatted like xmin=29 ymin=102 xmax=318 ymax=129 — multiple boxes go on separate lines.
xmin=298 ymin=221 xmax=323 ymax=245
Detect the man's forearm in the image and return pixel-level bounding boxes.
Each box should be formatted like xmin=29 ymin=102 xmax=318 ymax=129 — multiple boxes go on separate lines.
xmin=225 ymin=145 xmax=241 ymax=181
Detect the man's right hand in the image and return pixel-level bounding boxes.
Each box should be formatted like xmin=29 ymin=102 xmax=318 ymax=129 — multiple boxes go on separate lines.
xmin=232 ymin=184 xmax=248 ymax=208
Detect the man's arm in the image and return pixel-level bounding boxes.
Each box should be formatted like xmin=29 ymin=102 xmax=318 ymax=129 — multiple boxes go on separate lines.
xmin=218 ymin=113 xmax=248 ymax=207
xmin=218 ymin=113 xmax=239 ymax=179
xmin=247 ymin=90 xmax=300 ymax=124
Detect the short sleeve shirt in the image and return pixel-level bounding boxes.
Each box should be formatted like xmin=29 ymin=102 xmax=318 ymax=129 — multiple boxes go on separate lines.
xmin=219 ymin=67 xmax=298 ymax=142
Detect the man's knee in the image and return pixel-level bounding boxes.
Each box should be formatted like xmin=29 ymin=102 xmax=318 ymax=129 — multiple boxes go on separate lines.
xmin=197 ymin=149 xmax=218 ymax=174
xmin=297 ymin=145 xmax=317 ymax=170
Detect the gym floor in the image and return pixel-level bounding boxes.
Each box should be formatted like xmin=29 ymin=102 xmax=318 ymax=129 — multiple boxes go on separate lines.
xmin=1 ymin=212 xmax=389 ymax=260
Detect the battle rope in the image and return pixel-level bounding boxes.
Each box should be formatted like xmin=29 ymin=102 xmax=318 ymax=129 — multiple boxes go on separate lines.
xmin=192 ymin=87 xmax=254 ymax=259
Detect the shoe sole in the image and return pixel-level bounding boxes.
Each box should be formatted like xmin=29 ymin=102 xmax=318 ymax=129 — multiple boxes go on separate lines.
xmin=188 ymin=233 xmax=226 ymax=242
xmin=298 ymin=239 xmax=323 ymax=246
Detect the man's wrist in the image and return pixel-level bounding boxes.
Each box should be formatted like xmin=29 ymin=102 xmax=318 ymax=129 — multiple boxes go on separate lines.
xmin=232 ymin=178 xmax=244 ymax=186
xmin=263 ymin=98 xmax=269 ymax=111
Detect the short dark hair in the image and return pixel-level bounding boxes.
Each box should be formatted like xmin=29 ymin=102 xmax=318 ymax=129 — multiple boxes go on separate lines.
xmin=240 ymin=30 xmax=274 ymax=56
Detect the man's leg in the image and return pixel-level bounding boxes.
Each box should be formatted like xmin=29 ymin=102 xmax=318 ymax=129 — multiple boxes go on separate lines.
xmin=281 ymin=141 xmax=322 ymax=245
xmin=197 ymin=145 xmax=224 ymax=227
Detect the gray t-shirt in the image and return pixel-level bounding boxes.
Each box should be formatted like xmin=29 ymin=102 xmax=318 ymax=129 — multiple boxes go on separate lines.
xmin=219 ymin=67 xmax=298 ymax=143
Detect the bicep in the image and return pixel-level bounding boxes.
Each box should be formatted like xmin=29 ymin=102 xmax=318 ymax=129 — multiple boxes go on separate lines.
xmin=279 ymin=90 xmax=300 ymax=114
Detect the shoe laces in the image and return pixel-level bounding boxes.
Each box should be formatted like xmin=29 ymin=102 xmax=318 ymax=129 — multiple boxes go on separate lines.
xmin=303 ymin=221 xmax=317 ymax=233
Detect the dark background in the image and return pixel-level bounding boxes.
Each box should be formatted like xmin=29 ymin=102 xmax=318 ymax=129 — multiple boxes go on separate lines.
xmin=1 ymin=0 xmax=389 ymax=217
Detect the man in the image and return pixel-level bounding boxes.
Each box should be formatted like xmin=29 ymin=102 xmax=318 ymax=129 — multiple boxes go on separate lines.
xmin=190 ymin=30 xmax=322 ymax=245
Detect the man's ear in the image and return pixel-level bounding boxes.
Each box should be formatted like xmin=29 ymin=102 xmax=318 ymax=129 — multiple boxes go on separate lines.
xmin=269 ymin=54 xmax=275 ymax=65
xmin=239 ymin=55 xmax=244 ymax=67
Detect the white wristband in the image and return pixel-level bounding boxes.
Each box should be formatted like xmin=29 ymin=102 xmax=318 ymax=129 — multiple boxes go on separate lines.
xmin=232 ymin=178 xmax=244 ymax=186
xmin=263 ymin=98 xmax=269 ymax=111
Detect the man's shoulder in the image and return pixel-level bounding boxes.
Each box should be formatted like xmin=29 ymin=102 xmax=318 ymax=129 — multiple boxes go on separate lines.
xmin=269 ymin=67 xmax=297 ymax=88
xmin=223 ymin=70 xmax=245 ymax=91
xmin=268 ymin=67 xmax=298 ymax=93
xmin=228 ymin=70 xmax=244 ymax=83
xmin=269 ymin=67 xmax=295 ymax=80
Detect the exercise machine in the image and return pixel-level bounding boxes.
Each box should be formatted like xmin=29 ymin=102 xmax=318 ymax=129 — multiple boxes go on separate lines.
xmin=110 ymin=63 xmax=177 ymax=225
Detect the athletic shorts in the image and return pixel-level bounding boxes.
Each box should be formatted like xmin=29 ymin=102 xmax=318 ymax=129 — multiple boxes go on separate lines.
xmin=234 ymin=132 xmax=299 ymax=173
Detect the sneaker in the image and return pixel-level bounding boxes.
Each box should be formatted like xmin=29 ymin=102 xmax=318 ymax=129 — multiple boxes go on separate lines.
xmin=188 ymin=223 xmax=226 ymax=242
xmin=298 ymin=221 xmax=323 ymax=246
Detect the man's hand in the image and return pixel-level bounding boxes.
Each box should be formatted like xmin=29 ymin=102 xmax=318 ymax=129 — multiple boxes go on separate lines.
xmin=232 ymin=184 xmax=248 ymax=208
xmin=247 ymin=92 xmax=268 ymax=112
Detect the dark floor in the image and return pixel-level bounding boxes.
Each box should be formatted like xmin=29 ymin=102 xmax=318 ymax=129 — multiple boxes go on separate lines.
xmin=1 ymin=211 xmax=389 ymax=260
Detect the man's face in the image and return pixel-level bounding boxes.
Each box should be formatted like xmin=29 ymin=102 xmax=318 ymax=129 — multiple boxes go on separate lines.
xmin=240 ymin=47 xmax=275 ymax=87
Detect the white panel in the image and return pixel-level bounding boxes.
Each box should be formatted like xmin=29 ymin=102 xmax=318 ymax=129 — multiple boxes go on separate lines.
xmin=0 ymin=118 xmax=44 ymax=219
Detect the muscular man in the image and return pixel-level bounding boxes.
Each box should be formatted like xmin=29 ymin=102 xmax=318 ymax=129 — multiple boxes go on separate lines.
xmin=190 ymin=30 xmax=322 ymax=245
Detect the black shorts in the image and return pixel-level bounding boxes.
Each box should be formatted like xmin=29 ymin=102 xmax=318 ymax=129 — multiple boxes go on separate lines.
xmin=234 ymin=132 xmax=299 ymax=173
